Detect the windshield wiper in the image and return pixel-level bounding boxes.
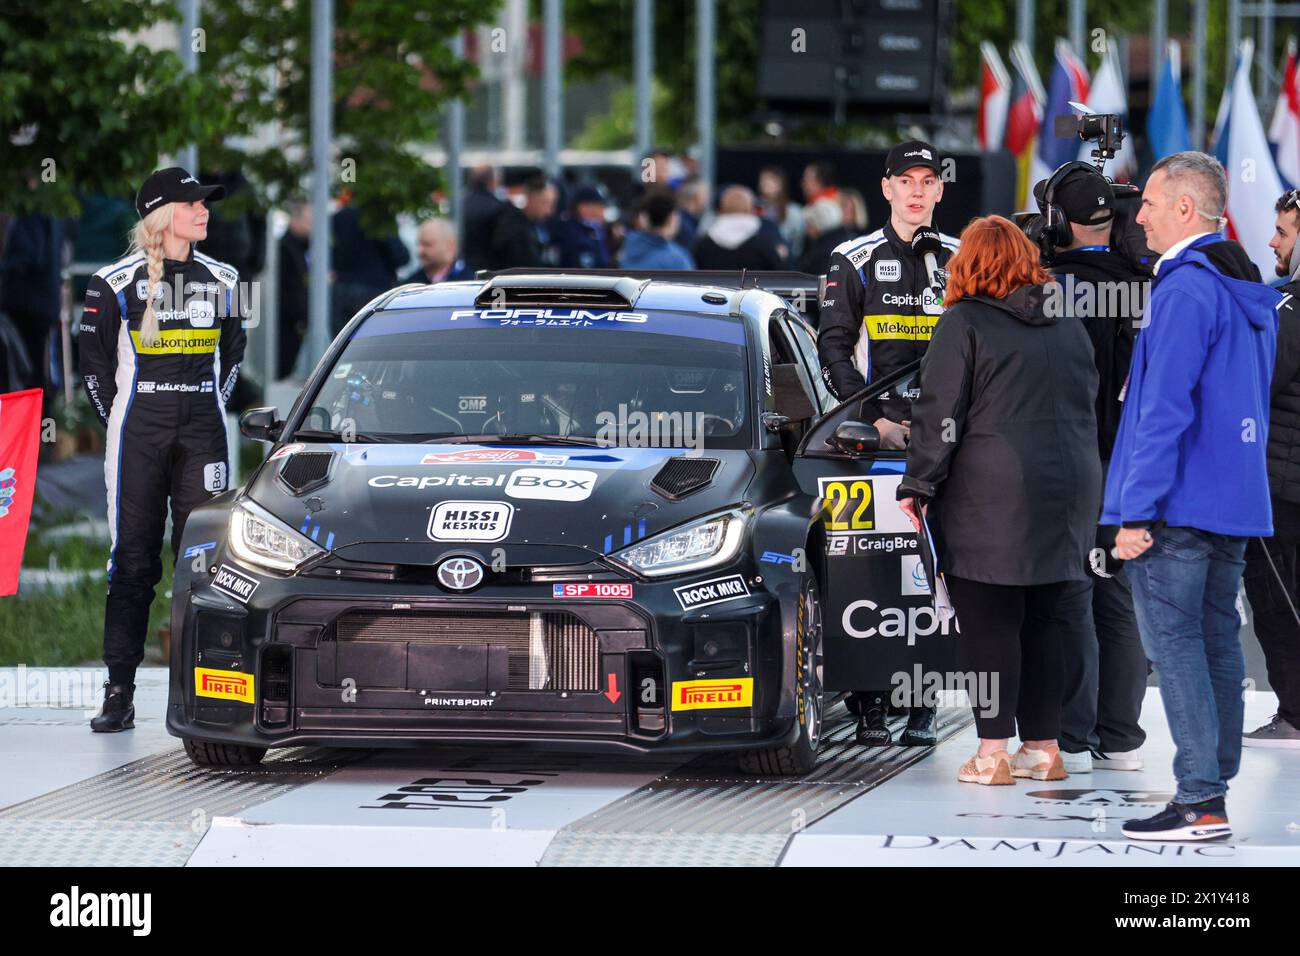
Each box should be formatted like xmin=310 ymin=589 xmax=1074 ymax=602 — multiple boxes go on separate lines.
xmin=434 ymin=433 xmax=610 ymax=447
xmin=290 ymin=428 xmax=403 ymax=444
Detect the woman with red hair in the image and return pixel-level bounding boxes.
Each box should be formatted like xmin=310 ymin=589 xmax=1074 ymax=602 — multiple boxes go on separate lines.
xmin=897 ymin=215 xmax=1102 ymax=785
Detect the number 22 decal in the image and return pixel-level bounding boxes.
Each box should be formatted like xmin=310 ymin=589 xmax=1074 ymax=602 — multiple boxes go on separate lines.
xmin=821 ymin=479 xmax=874 ymax=531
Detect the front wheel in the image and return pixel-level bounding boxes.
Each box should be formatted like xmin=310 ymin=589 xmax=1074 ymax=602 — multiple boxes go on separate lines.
xmin=183 ymin=737 xmax=267 ymax=768
xmin=739 ymin=575 xmax=823 ymax=776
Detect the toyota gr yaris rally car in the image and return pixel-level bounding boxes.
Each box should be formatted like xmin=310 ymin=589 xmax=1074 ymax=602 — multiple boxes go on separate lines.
xmin=167 ymin=272 xmax=923 ymax=775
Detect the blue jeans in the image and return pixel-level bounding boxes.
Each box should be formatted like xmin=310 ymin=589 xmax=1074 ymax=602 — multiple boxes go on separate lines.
xmin=1127 ymin=526 xmax=1247 ymax=804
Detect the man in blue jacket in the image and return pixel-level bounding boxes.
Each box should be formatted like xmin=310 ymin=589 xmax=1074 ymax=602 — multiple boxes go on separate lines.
xmin=1107 ymin=151 xmax=1280 ymax=841
xmin=619 ymin=192 xmax=695 ymax=270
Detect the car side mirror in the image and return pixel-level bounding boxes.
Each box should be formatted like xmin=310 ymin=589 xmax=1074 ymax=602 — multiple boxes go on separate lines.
xmin=828 ymin=421 xmax=880 ymax=457
xmin=240 ymin=407 xmax=282 ymax=443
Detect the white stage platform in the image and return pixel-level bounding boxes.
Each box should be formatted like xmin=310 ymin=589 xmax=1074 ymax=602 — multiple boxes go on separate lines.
xmin=1 ymin=668 xmax=1295 ymax=866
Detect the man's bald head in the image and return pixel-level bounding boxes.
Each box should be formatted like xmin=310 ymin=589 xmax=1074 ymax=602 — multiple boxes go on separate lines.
xmin=416 ymin=217 xmax=457 ymax=272
xmin=718 ymin=185 xmax=756 ymax=215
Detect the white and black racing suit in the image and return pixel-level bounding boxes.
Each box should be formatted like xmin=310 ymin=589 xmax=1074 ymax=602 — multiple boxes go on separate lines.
xmin=816 ymin=220 xmax=958 ymax=417
xmin=815 ymin=220 xmax=957 ymax=722
xmin=79 ymin=248 xmax=246 ymax=685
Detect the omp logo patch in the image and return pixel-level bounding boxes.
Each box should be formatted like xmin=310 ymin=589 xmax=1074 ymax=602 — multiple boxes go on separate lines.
xmin=873 ymin=259 xmax=901 ymax=282
xmin=195 ymin=667 xmax=255 ymax=703
xmin=129 ymin=328 xmax=220 ymax=354
xmin=671 ymin=678 xmax=754 ymax=711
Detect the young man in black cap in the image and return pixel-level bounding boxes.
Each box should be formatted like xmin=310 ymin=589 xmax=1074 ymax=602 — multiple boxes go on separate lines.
xmin=817 ymin=140 xmax=958 ymax=747
xmin=1039 ymin=163 xmax=1151 ymax=774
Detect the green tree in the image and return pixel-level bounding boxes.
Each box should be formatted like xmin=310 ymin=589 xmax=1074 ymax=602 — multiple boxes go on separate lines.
xmin=566 ymin=0 xmax=762 ymax=149
xmin=194 ymin=0 xmax=498 ymax=232
xmin=0 ymin=0 xmax=227 ymax=217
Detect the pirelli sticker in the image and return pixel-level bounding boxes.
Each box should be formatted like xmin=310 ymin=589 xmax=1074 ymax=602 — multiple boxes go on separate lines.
xmin=194 ymin=667 xmax=255 ymax=704
xmin=671 ymin=677 xmax=754 ymax=711
xmin=130 ymin=327 xmax=221 ymax=355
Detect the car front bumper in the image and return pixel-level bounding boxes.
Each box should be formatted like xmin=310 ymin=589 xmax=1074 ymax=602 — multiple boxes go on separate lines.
xmin=166 ymin=554 xmax=803 ymax=755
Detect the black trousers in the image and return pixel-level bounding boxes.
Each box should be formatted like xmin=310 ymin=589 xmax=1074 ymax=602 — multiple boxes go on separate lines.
xmin=945 ymin=575 xmax=1071 ymax=741
xmin=103 ymin=398 xmax=228 ymax=686
xmin=1242 ymin=497 xmax=1300 ymax=728
xmin=1058 ymin=570 xmax=1150 ymax=754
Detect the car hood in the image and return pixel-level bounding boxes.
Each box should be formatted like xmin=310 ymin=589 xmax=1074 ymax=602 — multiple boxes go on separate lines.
xmin=244 ymin=443 xmax=756 ymax=567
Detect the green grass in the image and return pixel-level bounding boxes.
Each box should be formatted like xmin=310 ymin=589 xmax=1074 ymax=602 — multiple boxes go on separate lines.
xmin=0 ymin=528 xmax=174 ymax=668
xmin=20 ymin=534 xmax=111 ymax=572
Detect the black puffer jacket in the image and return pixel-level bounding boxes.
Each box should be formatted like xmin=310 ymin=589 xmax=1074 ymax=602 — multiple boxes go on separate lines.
xmin=899 ymin=284 xmax=1102 ymax=585
xmin=1268 ymin=278 xmax=1300 ymax=504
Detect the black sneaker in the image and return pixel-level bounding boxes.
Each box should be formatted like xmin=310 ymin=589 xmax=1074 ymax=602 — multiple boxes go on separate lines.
xmin=855 ymin=699 xmax=892 ymax=747
xmin=1121 ymin=798 xmax=1230 ymax=841
xmin=90 ymin=681 xmax=135 ymax=733
xmin=899 ymin=706 xmax=937 ymax=746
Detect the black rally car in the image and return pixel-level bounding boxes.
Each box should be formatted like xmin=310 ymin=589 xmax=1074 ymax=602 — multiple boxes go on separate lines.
xmin=168 ymin=272 xmax=924 ymax=775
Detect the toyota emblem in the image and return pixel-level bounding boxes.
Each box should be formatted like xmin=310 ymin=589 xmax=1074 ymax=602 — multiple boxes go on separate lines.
xmin=437 ymin=556 xmax=484 ymax=591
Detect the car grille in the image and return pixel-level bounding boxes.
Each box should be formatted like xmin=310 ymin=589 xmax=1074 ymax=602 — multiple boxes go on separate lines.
xmin=334 ymin=608 xmax=600 ymax=692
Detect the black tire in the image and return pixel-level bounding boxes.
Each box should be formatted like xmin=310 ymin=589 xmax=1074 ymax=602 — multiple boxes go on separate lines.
xmin=739 ymin=575 xmax=824 ymax=776
xmin=183 ymin=737 xmax=268 ymax=768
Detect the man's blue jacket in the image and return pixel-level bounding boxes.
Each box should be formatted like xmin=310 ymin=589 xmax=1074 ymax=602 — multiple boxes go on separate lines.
xmin=1102 ymin=234 xmax=1279 ymax=537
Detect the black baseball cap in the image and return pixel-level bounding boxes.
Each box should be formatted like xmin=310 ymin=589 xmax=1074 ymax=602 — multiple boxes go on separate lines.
xmin=884 ymin=140 xmax=942 ymax=178
xmin=135 ymin=167 xmax=226 ymax=219
xmin=1035 ymin=167 xmax=1115 ymax=225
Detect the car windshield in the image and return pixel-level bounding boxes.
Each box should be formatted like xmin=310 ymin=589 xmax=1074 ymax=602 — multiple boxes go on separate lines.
xmin=295 ymin=308 xmax=751 ymax=449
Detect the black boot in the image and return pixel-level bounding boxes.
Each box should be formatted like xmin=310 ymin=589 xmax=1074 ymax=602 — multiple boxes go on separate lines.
xmin=90 ymin=681 xmax=135 ymax=733
xmin=855 ymin=695 xmax=892 ymax=746
xmin=899 ymin=705 xmax=937 ymax=746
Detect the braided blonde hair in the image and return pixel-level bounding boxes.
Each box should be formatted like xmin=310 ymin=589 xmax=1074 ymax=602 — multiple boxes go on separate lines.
xmin=126 ymin=203 xmax=177 ymax=348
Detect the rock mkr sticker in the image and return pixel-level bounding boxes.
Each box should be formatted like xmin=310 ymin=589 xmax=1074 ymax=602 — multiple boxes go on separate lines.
xmin=212 ymin=563 xmax=259 ymax=603
xmin=673 ymin=573 xmax=750 ymax=610
xmin=427 ymin=500 xmax=514 ymax=542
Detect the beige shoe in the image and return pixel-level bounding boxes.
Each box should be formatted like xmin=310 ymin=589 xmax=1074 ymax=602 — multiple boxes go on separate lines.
xmin=957 ymin=749 xmax=1014 ymax=785
xmin=1010 ymin=746 xmax=1068 ymax=781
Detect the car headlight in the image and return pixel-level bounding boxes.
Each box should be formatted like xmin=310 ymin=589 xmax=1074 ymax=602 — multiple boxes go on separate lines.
xmin=612 ymin=510 xmax=747 ymax=578
xmin=228 ymin=499 xmax=325 ymax=572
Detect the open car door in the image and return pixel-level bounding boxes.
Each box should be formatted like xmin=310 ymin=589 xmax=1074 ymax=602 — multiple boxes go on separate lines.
xmin=791 ymin=363 xmax=957 ymax=696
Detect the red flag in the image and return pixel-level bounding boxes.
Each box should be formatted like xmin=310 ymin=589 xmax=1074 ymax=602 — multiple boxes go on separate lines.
xmin=0 ymin=389 xmax=43 ymax=596
xmin=979 ymin=42 xmax=1011 ymax=151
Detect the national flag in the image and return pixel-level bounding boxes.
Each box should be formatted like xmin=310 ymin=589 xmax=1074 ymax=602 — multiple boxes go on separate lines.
xmin=1148 ymin=40 xmax=1193 ymax=159
xmin=1214 ymin=39 xmax=1287 ymax=278
xmin=1078 ymin=40 xmax=1135 ymax=181
xmin=1269 ymin=36 xmax=1300 ymax=188
xmin=0 ymin=388 xmax=43 ymax=597
xmin=1006 ymin=41 xmax=1045 ymax=210
xmin=1028 ymin=39 xmax=1091 ymax=210
xmin=979 ymin=42 xmax=1011 ymax=152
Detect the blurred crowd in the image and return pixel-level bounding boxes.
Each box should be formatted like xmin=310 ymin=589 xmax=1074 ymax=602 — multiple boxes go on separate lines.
xmin=0 ymin=151 xmax=866 ymax=401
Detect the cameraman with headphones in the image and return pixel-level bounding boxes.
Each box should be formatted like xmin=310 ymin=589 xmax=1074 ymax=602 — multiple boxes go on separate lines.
xmin=1035 ymin=161 xmax=1150 ymax=774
